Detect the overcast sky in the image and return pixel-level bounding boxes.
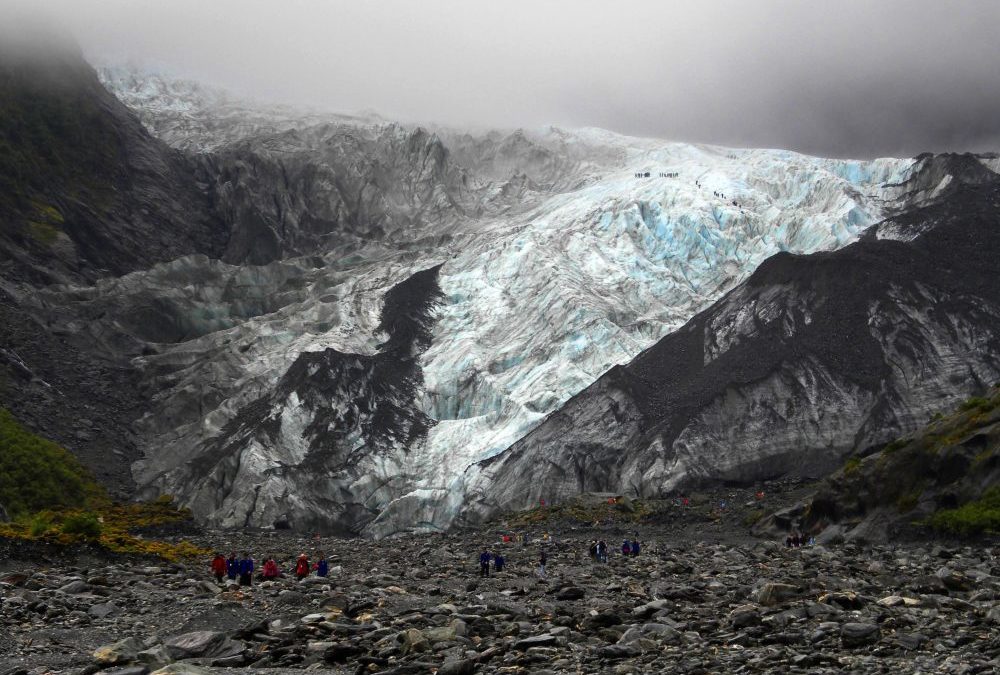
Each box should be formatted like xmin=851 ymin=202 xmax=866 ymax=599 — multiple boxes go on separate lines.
xmin=12 ymin=0 xmax=1000 ymax=158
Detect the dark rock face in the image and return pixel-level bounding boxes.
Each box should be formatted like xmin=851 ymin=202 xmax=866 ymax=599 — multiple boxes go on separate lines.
xmin=136 ymin=266 xmax=444 ymax=533
xmin=457 ymin=155 xmax=1000 ymax=524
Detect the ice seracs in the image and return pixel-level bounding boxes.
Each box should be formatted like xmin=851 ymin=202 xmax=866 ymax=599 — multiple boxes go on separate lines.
xmin=89 ymin=68 xmax=915 ymax=535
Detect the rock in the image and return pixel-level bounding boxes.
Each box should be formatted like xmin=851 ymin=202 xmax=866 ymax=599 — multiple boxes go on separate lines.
xmin=437 ymin=659 xmax=476 ymax=675
xmin=729 ymin=605 xmax=761 ymax=628
xmin=93 ymin=637 xmax=146 ymax=665
xmin=60 ymin=580 xmax=91 ymax=594
xmin=555 ymin=586 xmax=585 ymax=600
xmin=756 ymin=583 xmax=799 ymax=607
xmin=841 ymin=622 xmax=880 ymax=647
xmin=163 ymin=631 xmax=243 ymax=661
xmin=399 ymin=628 xmax=429 ymax=654
xmin=102 ymin=668 xmax=149 ymax=675
xmin=136 ymin=645 xmax=172 ymax=670
xmin=895 ymin=632 xmax=929 ymax=650
xmin=515 ymin=634 xmax=558 ymax=649
xmin=88 ymin=602 xmax=121 ymax=619
xmin=150 ymin=665 xmax=212 ymax=675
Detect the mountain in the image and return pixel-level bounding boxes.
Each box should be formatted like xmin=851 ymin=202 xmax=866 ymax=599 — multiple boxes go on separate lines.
xmin=3 ymin=50 xmax=921 ymax=535
xmin=453 ymin=153 xmax=1000 ymax=530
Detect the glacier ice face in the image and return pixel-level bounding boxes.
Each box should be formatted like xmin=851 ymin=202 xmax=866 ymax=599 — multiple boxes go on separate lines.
xmin=82 ymin=70 xmax=915 ymax=535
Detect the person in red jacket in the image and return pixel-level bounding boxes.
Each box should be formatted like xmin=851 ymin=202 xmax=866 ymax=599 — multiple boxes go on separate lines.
xmin=262 ymin=557 xmax=280 ymax=580
xmin=295 ymin=553 xmax=310 ymax=580
xmin=210 ymin=553 xmax=227 ymax=584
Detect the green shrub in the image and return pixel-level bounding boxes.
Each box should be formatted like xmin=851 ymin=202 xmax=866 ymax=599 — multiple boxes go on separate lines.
xmin=959 ymin=397 xmax=992 ymax=413
xmin=926 ymin=487 xmax=1000 ymax=536
xmin=28 ymin=512 xmax=53 ymax=537
xmin=60 ymin=512 xmax=102 ymax=540
xmin=0 ymin=408 xmax=106 ymax=517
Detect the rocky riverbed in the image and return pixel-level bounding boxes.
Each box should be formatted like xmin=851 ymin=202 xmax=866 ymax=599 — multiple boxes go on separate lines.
xmin=2 ymin=521 xmax=999 ymax=675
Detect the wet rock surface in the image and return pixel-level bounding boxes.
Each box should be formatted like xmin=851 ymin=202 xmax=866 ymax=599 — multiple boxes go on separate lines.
xmin=2 ymin=526 xmax=999 ymax=674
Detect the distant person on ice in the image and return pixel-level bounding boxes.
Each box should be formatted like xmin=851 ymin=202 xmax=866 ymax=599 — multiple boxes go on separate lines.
xmin=238 ymin=553 xmax=254 ymax=586
xmin=211 ymin=553 xmax=227 ymax=584
xmin=479 ymin=549 xmax=491 ymax=577
xmin=226 ymin=552 xmax=238 ymax=582
xmin=314 ymin=553 xmax=329 ymax=577
xmin=622 ymin=540 xmax=632 ymax=556
xmin=538 ymin=549 xmax=548 ymax=578
xmin=493 ymin=552 xmax=505 ymax=573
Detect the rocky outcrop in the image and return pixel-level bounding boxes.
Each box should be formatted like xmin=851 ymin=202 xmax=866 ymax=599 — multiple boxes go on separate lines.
xmin=134 ymin=266 xmax=444 ymax=532
xmin=455 ymin=155 xmax=1000 ymax=526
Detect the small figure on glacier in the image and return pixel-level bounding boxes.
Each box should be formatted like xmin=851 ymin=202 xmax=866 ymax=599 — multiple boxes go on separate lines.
xmin=493 ymin=552 xmax=505 ymax=573
xmin=538 ymin=549 xmax=548 ymax=578
xmin=479 ymin=548 xmax=491 ymax=577
xmin=622 ymin=539 xmax=632 ymax=556
xmin=631 ymin=540 xmax=641 ymax=557
xmin=597 ymin=540 xmax=608 ymax=563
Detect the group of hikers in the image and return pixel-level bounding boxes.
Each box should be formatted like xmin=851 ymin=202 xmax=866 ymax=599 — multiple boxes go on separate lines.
xmin=785 ymin=532 xmax=816 ymax=547
xmin=210 ymin=551 xmax=330 ymax=586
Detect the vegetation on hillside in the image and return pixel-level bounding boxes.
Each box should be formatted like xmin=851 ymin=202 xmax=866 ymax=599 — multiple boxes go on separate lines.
xmin=805 ymin=386 xmax=1000 ymax=537
xmin=0 ymin=408 xmax=207 ymax=560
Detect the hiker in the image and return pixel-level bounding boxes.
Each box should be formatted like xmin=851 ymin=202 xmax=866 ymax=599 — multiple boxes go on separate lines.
xmin=589 ymin=541 xmax=598 ymax=559
xmin=262 ymin=557 xmax=280 ymax=580
xmin=479 ymin=549 xmax=491 ymax=577
xmin=238 ymin=553 xmax=254 ymax=586
xmin=631 ymin=540 xmax=641 ymax=557
xmin=494 ymin=552 xmax=505 ymax=573
xmin=785 ymin=533 xmax=794 ymax=548
xmin=597 ymin=540 xmax=608 ymax=563
xmin=295 ymin=553 xmax=310 ymax=580
xmin=211 ymin=553 xmax=227 ymax=583
xmin=314 ymin=554 xmax=329 ymax=577
xmin=622 ymin=540 xmax=632 ymax=556
xmin=226 ymin=552 xmax=238 ymax=581
xmin=538 ymin=549 xmax=548 ymax=578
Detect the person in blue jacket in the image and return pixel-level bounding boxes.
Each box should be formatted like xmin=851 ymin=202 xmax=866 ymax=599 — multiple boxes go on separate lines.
xmin=493 ymin=552 xmax=505 ymax=573
xmin=631 ymin=540 xmax=641 ymax=557
xmin=314 ymin=553 xmax=329 ymax=577
xmin=479 ymin=549 xmax=491 ymax=577
xmin=238 ymin=553 xmax=254 ymax=586
xmin=226 ymin=552 xmax=238 ymax=581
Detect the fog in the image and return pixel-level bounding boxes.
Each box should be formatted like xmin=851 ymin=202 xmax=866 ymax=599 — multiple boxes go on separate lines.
xmin=7 ymin=0 xmax=1000 ymax=158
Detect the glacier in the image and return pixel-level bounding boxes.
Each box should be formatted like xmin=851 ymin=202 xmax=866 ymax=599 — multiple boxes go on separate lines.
xmin=82 ymin=67 xmax=915 ymax=536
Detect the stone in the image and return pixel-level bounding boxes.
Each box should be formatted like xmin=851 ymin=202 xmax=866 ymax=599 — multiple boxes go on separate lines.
xmin=556 ymin=586 xmax=586 ymax=600
xmin=163 ymin=631 xmax=242 ymax=661
xmin=437 ymin=659 xmax=475 ymax=675
xmin=60 ymin=580 xmax=91 ymax=594
xmin=93 ymin=637 xmax=146 ymax=665
xmin=756 ymin=583 xmax=799 ymax=607
xmin=150 ymin=665 xmax=212 ymax=675
xmin=728 ymin=605 xmax=761 ymax=628
xmin=136 ymin=645 xmax=173 ymax=670
xmin=399 ymin=628 xmax=429 ymax=654
xmin=514 ymin=634 xmax=558 ymax=649
xmin=88 ymin=602 xmax=121 ymax=619
xmin=841 ymin=622 xmax=880 ymax=647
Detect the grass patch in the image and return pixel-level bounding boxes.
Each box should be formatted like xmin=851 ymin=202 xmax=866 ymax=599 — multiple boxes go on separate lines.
xmin=27 ymin=220 xmax=61 ymax=246
xmin=0 ymin=408 xmax=207 ymax=560
xmin=925 ymin=486 xmax=1000 ymax=536
xmin=843 ymin=456 xmax=861 ymax=475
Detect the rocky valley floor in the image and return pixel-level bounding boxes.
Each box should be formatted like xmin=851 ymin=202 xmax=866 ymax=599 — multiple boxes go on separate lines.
xmin=2 ymin=503 xmax=999 ymax=675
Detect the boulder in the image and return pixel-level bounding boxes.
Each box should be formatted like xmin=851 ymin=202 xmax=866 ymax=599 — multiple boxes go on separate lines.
xmin=841 ymin=622 xmax=880 ymax=647
xmin=93 ymin=637 xmax=146 ymax=665
xmin=756 ymin=583 xmax=799 ymax=607
xmin=163 ymin=631 xmax=243 ymax=661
